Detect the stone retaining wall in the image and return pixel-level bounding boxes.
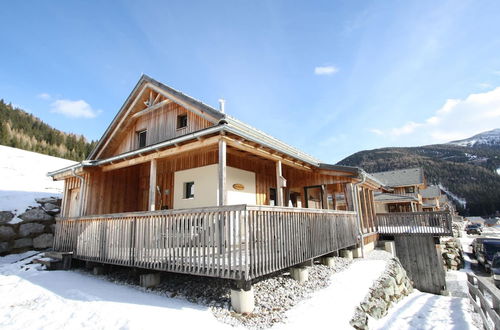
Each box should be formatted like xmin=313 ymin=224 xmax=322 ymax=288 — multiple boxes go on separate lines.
xmin=441 ymin=238 xmax=464 ymax=271
xmin=350 ymin=258 xmax=413 ymax=329
xmin=0 ymin=197 xmax=60 ymax=256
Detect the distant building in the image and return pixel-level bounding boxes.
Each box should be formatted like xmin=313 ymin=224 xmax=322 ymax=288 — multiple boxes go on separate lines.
xmin=371 ymin=168 xmax=454 ymax=214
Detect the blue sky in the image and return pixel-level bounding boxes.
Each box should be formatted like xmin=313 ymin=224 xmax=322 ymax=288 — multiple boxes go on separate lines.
xmin=1 ymin=0 xmax=500 ymax=163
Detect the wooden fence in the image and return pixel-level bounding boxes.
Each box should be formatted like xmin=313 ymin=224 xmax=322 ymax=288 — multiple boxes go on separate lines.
xmin=54 ymin=205 xmax=358 ymax=281
xmin=376 ymin=211 xmax=453 ymax=236
xmin=467 ymin=273 xmax=500 ymax=330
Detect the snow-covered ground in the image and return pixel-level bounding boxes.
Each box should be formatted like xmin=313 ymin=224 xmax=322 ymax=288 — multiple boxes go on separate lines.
xmin=0 ymin=247 xmax=481 ymax=330
xmin=0 ymin=145 xmax=75 ymax=223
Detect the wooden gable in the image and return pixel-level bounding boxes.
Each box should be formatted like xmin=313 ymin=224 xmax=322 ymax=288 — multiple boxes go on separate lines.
xmin=91 ymin=76 xmax=223 ymax=160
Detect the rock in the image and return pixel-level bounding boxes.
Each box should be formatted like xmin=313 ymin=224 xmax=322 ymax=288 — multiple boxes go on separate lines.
xmin=35 ymin=197 xmax=60 ymax=205
xmin=33 ymin=233 xmax=54 ymax=249
xmin=0 ymin=226 xmax=16 ymax=240
xmin=19 ymin=208 xmax=54 ymax=222
xmin=19 ymin=223 xmax=45 ymax=237
xmin=14 ymin=238 xmax=33 ymax=249
xmin=42 ymin=203 xmax=60 ymax=215
xmin=0 ymin=211 xmax=14 ymax=224
xmin=0 ymin=242 xmax=10 ymax=254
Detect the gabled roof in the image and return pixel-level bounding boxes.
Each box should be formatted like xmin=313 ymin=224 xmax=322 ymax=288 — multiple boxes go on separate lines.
xmin=421 ymin=185 xmax=441 ymax=198
xmin=88 ymin=74 xmax=225 ymax=159
xmin=374 ymin=192 xmax=418 ymax=203
xmin=52 ymin=75 xmax=367 ymax=179
xmin=370 ymin=168 xmax=424 ymax=187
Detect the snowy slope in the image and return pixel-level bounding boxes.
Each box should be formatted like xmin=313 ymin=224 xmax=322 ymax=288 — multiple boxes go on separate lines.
xmin=449 ymin=128 xmax=500 ymax=147
xmin=0 ymin=145 xmax=75 ymax=222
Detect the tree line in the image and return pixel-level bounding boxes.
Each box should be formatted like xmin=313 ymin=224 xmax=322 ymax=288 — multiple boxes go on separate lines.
xmin=0 ymin=99 xmax=97 ymax=161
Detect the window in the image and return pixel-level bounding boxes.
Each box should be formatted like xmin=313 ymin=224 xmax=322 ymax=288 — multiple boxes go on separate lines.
xmin=137 ymin=130 xmax=147 ymax=148
xmin=183 ymin=181 xmax=194 ymax=199
xmin=405 ymin=186 xmax=415 ymax=193
xmin=177 ymin=114 xmax=188 ymax=129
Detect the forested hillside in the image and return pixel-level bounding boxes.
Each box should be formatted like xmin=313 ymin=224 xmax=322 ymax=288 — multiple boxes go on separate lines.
xmin=0 ymin=99 xmax=96 ymax=161
xmin=338 ymin=142 xmax=500 ymax=216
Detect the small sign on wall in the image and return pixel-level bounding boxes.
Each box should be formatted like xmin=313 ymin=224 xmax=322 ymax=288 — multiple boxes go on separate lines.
xmin=232 ymin=183 xmax=245 ymax=191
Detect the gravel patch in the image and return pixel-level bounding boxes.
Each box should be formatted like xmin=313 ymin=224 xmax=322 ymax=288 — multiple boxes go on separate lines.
xmin=81 ymin=257 xmax=352 ymax=329
xmin=212 ymin=258 xmax=352 ymax=328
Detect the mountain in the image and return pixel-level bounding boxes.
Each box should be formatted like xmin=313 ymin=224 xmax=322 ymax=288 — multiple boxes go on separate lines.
xmin=337 ymin=129 xmax=500 ymax=216
xmin=449 ymin=128 xmax=500 ymax=148
xmin=0 ymin=99 xmax=97 ymax=161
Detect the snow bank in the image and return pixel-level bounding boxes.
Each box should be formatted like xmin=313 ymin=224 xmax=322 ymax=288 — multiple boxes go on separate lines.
xmin=0 ymin=145 xmax=75 ymax=222
xmin=276 ymin=260 xmax=387 ymax=329
xmin=0 ymin=252 xmax=232 ymax=330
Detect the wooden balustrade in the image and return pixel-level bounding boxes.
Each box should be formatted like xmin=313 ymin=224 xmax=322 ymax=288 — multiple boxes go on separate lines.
xmin=467 ymin=273 xmax=500 ymax=330
xmin=54 ymin=205 xmax=359 ymax=281
xmin=375 ymin=211 xmax=453 ymax=236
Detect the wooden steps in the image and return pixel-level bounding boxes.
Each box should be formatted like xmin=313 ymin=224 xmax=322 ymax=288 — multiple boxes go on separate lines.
xmin=33 ymin=251 xmax=73 ymax=270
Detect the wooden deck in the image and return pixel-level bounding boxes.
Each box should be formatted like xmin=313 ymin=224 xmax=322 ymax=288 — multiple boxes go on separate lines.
xmin=376 ymin=211 xmax=453 ymax=236
xmin=54 ymin=205 xmax=358 ymax=281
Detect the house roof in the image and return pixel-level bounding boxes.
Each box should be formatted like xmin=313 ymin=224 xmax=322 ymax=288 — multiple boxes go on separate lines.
xmin=421 ymin=185 xmax=441 ymax=198
xmin=370 ymin=168 xmax=424 ymax=187
xmin=374 ymin=192 xmax=418 ymax=203
xmin=50 ymin=75 xmax=374 ymax=181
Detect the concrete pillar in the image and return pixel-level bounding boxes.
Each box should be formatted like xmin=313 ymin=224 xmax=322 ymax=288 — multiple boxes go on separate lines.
xmin=340 ymin=249 xmax=353 ymax=260
xmin=93 ymin=266 xmax=104 ymax=275
xmin=140 ymin=273 xmax=161 ymax=288
xmin=231 ymin=287 xmax=255 ymax=313
xmin=290 ymin=266 xmax=309 ymax=283
xmin=385 ymin=241 xmax=396 ymax=257
xmin=321 ymin=257 xmax=335 ymax=267
xmin=352 ymin=247 xmax=363 ymax=259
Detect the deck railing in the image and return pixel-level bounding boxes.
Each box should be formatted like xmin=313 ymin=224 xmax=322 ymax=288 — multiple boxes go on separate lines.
xmin=54 ymin=205 xmax=358 ymax=281
xmin=375 ymin=211 xmax=453 ymax=236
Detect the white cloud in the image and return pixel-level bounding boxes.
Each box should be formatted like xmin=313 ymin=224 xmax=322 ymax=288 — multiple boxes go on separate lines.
xmin=370 ymin=87 xmax=500 ymax=143
xmin=50 ymin=99 xmax=100 ymax=119
xmin=37 ymin=93 xmax=51 ymax=100
xmin=369 ymin=128 xmax=384 ymax=136
xmin=314 ymin=66 xmax=339 ymax=76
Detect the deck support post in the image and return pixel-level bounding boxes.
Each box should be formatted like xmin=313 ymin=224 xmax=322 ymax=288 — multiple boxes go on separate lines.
xmin=340 ymin=249 xmax=353 ymax=260
xmin=231 ymin=281 xmax=254 ymax=313
xmin=148 ymin=159 xmax=157 ymax=211
xmin=140 ymin=273 xmax=161 ymax=288
xmin=218 ymin=138 xmax=227 ymax=206
xmin=321 ymin=256 xmax=336 ymax=267
xmin=290 ymin=266 xmax=309 ymax=283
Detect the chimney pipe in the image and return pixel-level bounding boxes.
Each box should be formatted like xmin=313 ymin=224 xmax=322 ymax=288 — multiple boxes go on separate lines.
xmin=218 ymin=99 xmax=225 ymax=113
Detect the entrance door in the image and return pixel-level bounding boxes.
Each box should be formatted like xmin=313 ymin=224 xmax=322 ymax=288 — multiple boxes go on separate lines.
xmin=68 ymin=188 xmax=80 ymax=217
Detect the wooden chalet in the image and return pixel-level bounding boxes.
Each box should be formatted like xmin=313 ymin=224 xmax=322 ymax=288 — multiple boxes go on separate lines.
xmin=48 ymin=75 xmax=454 ymax=309
xmin=49 ymin=74 xmax=381 ymax=274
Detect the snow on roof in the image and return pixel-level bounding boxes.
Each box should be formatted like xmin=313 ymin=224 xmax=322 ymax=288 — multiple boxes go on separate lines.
xmin=421 ymin=185 xmax=441 ymax=198
xmin=370 ymin=168 xmax=424 ymax=187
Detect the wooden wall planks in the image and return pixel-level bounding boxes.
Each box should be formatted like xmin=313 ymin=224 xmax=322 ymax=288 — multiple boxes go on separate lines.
xmin=103 ymin=102 xmax=214 ymax=158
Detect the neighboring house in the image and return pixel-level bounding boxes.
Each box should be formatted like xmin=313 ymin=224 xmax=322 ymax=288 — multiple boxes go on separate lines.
xmin=421 ymin=185 xmax=441 ymax=212
xmin=371 ymin=168 xmax=426 ymax=213
xmin=485 ymin=217 xmax=500 ymax=227
xmin=467 ymin=216 xmax=485 ymax=226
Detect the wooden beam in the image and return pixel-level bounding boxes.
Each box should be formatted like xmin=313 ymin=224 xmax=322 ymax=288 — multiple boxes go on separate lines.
xmin=218 ymin=138 xmax=227 ymax=206
xmin=131 ymin=99 xmax=171 ymax=119
xmin=101 ymin=135 xmax=219 ymax=172
xmin=223 ymin=136 xmax=312 ymax=171
xmin=276 ymin=160 xmax=284 ymax=206
xmin=149 ymin=159 xmax=157 ymax=211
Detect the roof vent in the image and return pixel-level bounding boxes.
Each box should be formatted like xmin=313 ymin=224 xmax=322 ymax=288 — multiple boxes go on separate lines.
xmin=218 ymin=99 xmax=225 ymax=113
